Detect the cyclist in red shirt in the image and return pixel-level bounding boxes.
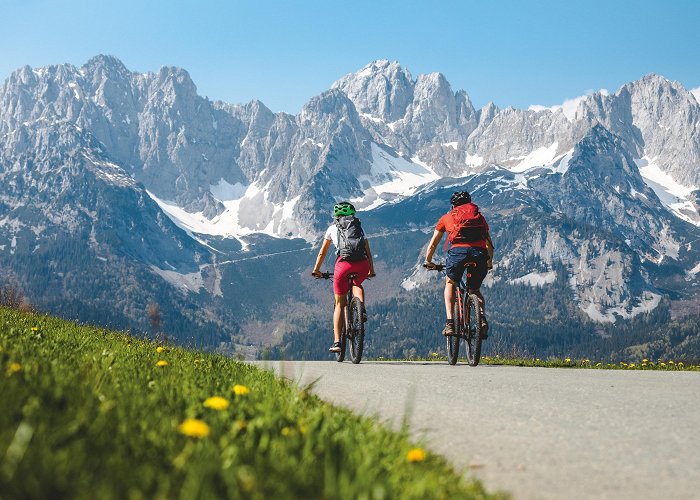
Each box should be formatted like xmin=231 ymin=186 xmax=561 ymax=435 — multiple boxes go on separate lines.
xmin=424 ymin=191 xmax=494 ymax=337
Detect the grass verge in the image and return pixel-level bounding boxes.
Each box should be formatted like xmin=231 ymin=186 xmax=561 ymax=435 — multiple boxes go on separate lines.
xmin=0 ymin=308 xmax=502 ymax=499
xmin=374 ymin=354 xmax=700 ymax=370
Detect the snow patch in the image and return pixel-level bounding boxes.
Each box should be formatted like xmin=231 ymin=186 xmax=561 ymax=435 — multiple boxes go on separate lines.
xmin=210 ymin=179 xmax=247 ymax=202
xmin=151 ymin=266 xmax=204 ymax=293
xmin=510 ymin=143 xmax=559 ymax=172
xmin=508 ymin=271 xmax=556 ymax=287
xmin=635 ymin=156 xmax=700 ymax=226
xmin=582 ymin=292 xmax=662 ymax=323
xmin=465 ymin=152 xmax=484 ymax=167
xmin=351 ymin=144 xmax=439 ymax=210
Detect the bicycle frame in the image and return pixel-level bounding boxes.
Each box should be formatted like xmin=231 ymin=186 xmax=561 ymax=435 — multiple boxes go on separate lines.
xmin=316 ymin=271 xmax=367 ymax=363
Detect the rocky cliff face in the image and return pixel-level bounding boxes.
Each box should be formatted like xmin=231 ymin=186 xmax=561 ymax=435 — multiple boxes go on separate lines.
xmin=2 ymin=55 xmax=700 ymax=348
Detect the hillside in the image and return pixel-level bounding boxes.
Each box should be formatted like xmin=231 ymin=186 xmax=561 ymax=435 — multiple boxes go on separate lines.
xmin=0 ymin=307 xmax=498 ymax=499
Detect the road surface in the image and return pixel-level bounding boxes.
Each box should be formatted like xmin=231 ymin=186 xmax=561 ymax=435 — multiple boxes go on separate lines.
xmin=254 ymin=360 xmax=700 ymax=500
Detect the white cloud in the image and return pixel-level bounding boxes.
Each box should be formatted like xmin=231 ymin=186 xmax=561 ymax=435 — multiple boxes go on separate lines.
xmin=529 ymin=89 xmax=610 ymax=122
xmin=691 ymin=86 xmax=700 ymax=103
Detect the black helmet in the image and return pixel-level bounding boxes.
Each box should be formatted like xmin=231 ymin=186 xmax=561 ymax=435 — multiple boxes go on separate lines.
xmin=450 ymin=191 xmax=471 ymax=207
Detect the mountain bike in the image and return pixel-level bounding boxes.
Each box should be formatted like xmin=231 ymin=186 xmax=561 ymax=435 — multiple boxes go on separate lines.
xmin=424 ymin=263 xmax=484 ymax=366
xmin=316 ymin=272 xmax=366 ymax=364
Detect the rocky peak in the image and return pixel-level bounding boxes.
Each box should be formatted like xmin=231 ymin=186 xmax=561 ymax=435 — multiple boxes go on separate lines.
xmin=331 ymin=60 xmax=414 ymax=121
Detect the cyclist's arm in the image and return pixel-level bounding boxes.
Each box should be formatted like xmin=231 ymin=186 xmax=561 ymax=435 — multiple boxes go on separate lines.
xmin=486 ymin=232 xmax=494 ymax=269
xmin=312 ymin=239 xmax=332 ymax=276
xmin=364 ymin=239 xmax=376 ymax=277
xmin=425 ymin=229 xmax=444 ymax=264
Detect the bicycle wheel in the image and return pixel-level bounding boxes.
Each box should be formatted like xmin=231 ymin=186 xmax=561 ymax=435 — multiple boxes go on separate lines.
xmin=348 ymin=297 xmax=365 ymax=364
xmin=335 ymin=328 xmax=347 ymax=362
xmin=447 ymin=292 xmax=461 ymax=365
xmin=465 ymin=293 xmax=482 ymax=366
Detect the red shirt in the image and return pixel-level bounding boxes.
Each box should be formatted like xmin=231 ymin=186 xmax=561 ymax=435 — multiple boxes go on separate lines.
xmin=436 ymin=204 xmax=489 ymax=249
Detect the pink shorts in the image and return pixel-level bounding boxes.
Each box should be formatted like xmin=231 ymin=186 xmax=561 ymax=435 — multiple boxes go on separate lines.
xmin=333 ymin=258 xmax=370 ymax=295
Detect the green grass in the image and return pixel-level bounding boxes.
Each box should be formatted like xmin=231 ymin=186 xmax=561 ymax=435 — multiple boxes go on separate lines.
xmin=374 ymin=354 xmax=700 ymax=370
xmin=0 ymin=308 xmax=502 ymax=499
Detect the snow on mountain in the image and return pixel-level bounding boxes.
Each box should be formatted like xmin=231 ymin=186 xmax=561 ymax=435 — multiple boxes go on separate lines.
xmin=352 ymin=143 xmax=439 ymax=209
xmin=635 ymin=157 xmax=700 ymax=226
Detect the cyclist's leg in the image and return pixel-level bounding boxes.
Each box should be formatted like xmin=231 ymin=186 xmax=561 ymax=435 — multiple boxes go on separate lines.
xmin=333 ymin=294 xmax=347 ymax=342
xmin=349 ymin=258 xmax=370 ymax=303
xmin=444 ymin=278 xmax=456 ymax=319
xmin=444 ymin=247 xmax=468 ymax=335
xmin=332 ymin=258 xmax=354 ymax=347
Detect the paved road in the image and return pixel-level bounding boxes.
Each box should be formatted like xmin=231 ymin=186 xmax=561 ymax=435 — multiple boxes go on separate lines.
xmin=253 ymin=361 xmax=700 ymax=500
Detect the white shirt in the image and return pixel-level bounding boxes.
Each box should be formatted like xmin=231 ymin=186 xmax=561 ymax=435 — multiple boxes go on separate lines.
xmin=323 ymin=224 xmax=340 ymax=249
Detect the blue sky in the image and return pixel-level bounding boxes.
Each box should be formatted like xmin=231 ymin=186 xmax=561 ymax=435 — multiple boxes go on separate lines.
xmin=2 ymin=0 xmax=699 ymax=113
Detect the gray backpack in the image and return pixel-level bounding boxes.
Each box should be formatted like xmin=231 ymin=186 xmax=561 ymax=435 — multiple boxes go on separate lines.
xmin=335 ymin=216 xmax=367 ymax=262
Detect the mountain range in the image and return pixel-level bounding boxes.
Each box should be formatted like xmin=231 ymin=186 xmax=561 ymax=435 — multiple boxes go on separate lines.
xmin=2 ymin=55 xmax=700 ymax=359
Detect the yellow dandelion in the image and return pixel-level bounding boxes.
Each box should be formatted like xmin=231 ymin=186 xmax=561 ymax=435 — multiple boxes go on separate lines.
xmin=233 ymin=420 xmax=247 ymax=432
xmin=678 ymin=362 xmax=684 ymax=367
xmin=406 ymin=448 xmax=426 ymax=463
xmin=628 ymin=363 xmax=636 ymax=369
xmin=281 ymin=426 xmax=294 ymax=437
xmin=156 ymin=346 xmax=165 ymax=353
xmin=595 ymin=362 xmax=602 ymax=367
xmin=565 ymin=358 xmax=571 ymax=363
xmin=642 ymin=359 xmax=649 ymax=363
xmin=156 ymin=360 xmax=168 ymax=367
xmin=203 ymin=396 xmax=230 ymax=411
xmin=583 ymin=359 xmax=590 ymax=364
xmin=668 ymin=360 xmax=675 ymax=365
xmin=232 ymin=384 xmax=250 ymax=396
xmin=659 ymin=362 xmax=666 ymax=368
xmin=31 ymin=327 xmax=39 ymax=332
xmin=431 ymin=352 xmax=438 ymax=357
xmin=178 ymin=418 xmax=210 ymax=438
xmin=6 ymin=362 xmax=22 ymax=375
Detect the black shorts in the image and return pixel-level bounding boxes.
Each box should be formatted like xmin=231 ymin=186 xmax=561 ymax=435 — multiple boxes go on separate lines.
xmin=445 ymin=246 xmax=488 ymax=289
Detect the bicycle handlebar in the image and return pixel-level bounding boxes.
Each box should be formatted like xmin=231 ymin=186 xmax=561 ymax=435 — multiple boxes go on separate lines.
xmin=423 ymin=263 xmax=445 ymax=271
xmin=314 ymin=272 xmax=334 ymax=280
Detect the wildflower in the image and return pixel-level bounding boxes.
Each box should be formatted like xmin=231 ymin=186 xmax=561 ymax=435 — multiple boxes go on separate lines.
xmin=668 ymin=360 xmax=675 ymax=365
xmin=595 ymin=362 xmax=602 ymax=367
xmin=406 ymin=448 xmax=426 ymax=463
xmin=281 ymin=426 xmax=294 ymax=437
xmin=6 ymin=362 xmax=21 ymax=375
xmin=620 ymin=362 xmax=628 ymax=367
xmin=431 ymin=352 xmax=438 ymax=357
xmin=203 ymin=396 xmax=230 ymax=411
xmin=678 ymin=362 xmax=685 ymax=368
xmin=156 ymin=360 xmax=168 ymax=367
xmin=178 ymin=418 xmax=210 ymax=438
xmin=232 ymin=384 xmax=250 ymax=396
xmin=583 ymin=359 xmax=590 ymax=364
xmin=233 ymin=420 xmax=247 ymax=432
xmin=642 ymin=359 xmax=649 ymax=363
xmin=628 ymin=364 xmax=636 ymax=369
xmin=31 ymin=327 xmax=39 ymax=332
xmin=565 ymin=358 xmax=571 ymax=363
xmin=156 ymin=346 xmax=165 ymax=353
xmin=659 ymin=362 xmax=666 ymax=368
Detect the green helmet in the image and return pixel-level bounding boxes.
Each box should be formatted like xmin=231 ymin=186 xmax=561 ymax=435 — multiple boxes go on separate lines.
xmin=333 ymin=201 xmax=356 ymax=218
